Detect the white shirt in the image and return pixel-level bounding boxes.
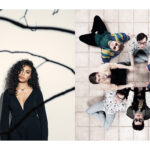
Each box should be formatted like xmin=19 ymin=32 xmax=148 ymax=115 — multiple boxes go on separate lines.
xmin=103 ymin=91 xmax=126 ymax=114
xmin=128 ymin=37 xmax=150 ymax=55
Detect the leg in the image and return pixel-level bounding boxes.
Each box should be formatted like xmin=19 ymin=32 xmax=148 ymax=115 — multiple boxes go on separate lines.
xmin=91 ymin=15 xmax=107 ymax=34
xmin=86 ymin=101 xmax=104 ymax=115
xmin=79 ymin=33 xmax=97 ymax=46
xmin=86 ymin=101 xmax=106 ymax=125
xmin=104 ymin=113 xmax=115 ymax=130
xmin=95 ymin=111 xmax=106 ymax=125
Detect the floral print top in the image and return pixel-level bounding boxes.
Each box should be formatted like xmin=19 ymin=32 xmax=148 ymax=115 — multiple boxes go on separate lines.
xmin=103 ymin=91 xmax=126 ymax=114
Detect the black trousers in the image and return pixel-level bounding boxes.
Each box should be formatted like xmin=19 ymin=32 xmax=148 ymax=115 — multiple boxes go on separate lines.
xmin=79 ymin=15 xmax=108 ymax=46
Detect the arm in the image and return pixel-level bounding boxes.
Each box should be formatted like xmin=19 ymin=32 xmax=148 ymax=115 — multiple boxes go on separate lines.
xmin=101 ymin=57 xmax=111 ymax=63
xmin=146 ymin=91 xmax=150 ymax=108
xmin=0 ymin=91 xmax=10 ymax=140
xmin=128 ymin=38 xmax=136 ymax=66
xmin=148 ymin=55 xmax=150 ymax=65
xmin=36 ymin=89 xmax=48 ymax=140
xmin=126 ymin=90 xmax=134 ymax=110
xmin=129 ymin=53 xmax=134 ymax=67
xmin=100 ymin=82 xmax=134 ymax=91
xmin=113 ymin=33 xmax=130 ymax=43
xmin=108 ymin=63 xmax=132 ymax=70
xmin=117 ymin=83 xmax=134 ymax=90
xmin=125 ymin=89 xmax=134 ymax=119
xmin=114 ymin=63 xmax=134 ymax=71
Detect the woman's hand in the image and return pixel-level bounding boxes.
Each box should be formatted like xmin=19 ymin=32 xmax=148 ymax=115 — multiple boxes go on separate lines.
xmin=128 ymin=66 xmax=135 ymax=72
xmin=128 ymin=33 xmax=135 ymax=39
xmin=145 ymin=65 xmax=150 ymax=72
xmin=145 ymin=82 xmax=150 ymax=88
xmin=127 ymin=82 xmax=135 ymax=88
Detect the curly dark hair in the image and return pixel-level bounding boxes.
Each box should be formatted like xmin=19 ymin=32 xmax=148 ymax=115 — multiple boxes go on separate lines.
xmin=5 ymin=59 xmax=40 ymax=95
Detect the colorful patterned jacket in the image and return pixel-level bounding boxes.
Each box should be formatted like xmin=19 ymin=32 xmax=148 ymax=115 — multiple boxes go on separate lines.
xmin=95 ymin=32 xmax=130 ymax=63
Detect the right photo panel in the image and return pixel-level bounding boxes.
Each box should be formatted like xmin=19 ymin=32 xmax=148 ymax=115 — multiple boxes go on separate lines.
xmin=75 ymin=9 xmax=150 ymax=140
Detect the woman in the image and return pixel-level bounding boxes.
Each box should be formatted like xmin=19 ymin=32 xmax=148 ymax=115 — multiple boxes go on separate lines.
xmin=79 ymin=15 xmax=130 ymax=63
xmin=0 ymin=59 xmax=48 ymax=140
xmin=86 ymin=89 xmax=130 ymax=130
xmin=89 ymin=62 xmax=135 ymax=91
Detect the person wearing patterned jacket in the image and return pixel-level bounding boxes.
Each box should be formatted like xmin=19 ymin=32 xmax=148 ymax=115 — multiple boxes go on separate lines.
xmin=126 ymin=33 xmax=150 ymax=70
xmin=79 ymin=15 xmax=130 ymax=63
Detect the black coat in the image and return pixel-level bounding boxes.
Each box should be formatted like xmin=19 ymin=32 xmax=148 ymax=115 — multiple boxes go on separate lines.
xmin=0 ymin=88 xmax=48 ymax=140
xmin=126 ymin=89 xmax=150 ymax=120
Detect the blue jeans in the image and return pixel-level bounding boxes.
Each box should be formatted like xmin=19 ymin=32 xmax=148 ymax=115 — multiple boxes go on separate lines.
xmin=86 ymin=101 xmax=115 ymax=130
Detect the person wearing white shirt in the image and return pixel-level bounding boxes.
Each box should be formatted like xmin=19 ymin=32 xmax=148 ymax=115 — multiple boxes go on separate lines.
xmin=86 ymin=89 xmax=129 ymax=130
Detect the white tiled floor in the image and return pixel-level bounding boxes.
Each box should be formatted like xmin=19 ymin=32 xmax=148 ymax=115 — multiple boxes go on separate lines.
xmin=75 ymin=9 xmax=150 ymax=140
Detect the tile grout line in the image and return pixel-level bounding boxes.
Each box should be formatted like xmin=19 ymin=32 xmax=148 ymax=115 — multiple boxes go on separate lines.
xmin=148 ymin=9 xmax=150 ymax=141
xmin=118 ymin=9 xmax=120 ymax=141
xmin=75 ymin=11 xmax=77 ymax=132
xmin=133 ymin=9 xmax=134 ymax=141
xmin=103 ymin=9 xmax=106 ymax=141
xmin=75 ymin=10 xmax=77 ymax=140
xmin=148 ymin=9 xmax=150 ymax=140
xmin=133 ymin=9 xmax=135 ymax=85
xmin=88 ymin=9 xmax=91 ymax=141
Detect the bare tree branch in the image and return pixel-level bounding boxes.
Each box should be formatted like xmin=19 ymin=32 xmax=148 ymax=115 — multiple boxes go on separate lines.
xmin=52 ymin=9 xmax=59 ymax=15
xmin=0 ymin=16 xmax=75 ymax=34
xmin=19 ymin=9 xmax=28 ymax=26
xmin=0 ymin=50 xmax=75 ymax=74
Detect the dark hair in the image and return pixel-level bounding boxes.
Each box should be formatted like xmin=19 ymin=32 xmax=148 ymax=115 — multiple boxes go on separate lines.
xmin=118 ymin=43 xmax=124 ymax=52
xmin=89 ymin=72 xmax=98 ymax=84
xmin=116 ymin=89 xmax=127 ymax=100
xmin=5 ymin=59 xmax=40 ymax=95
xmin=136 ymin=33 xmax=148 ymax=41
xmin=132 ymin=121 xmax=144 ymax=131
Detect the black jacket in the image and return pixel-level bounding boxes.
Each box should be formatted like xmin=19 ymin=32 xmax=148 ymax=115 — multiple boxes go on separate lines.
xmin=0 ymin=88 xmax=48 ymax=140
xmin=126 ymin=88 xmax=150 ymax=120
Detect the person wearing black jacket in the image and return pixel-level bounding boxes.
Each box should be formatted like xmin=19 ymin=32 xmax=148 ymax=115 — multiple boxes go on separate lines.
xmin=0 ymin=59 xmax=48 ymax=140
xmin=126 ymin=87 xmax=150 ymax=131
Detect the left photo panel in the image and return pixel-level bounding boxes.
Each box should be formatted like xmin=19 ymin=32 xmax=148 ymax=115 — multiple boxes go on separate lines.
xmin=0 ymin=9 xmax=75 ymax=140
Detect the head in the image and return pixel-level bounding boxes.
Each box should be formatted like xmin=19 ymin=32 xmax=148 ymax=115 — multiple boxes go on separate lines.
xmin=109 ymin=41 xmax=124 ymax=52
xmin=89 ymin=72 xmax=107 ymax=84
xmin=132 ymin=112 xmax=144 ymax=131
xmin=5 ymin=59 xmax=40 ymax=95
xmin=136 ymin=33 xmax=148 ymax=49
xmin=114 ymin=90 xmax=126 ymax=103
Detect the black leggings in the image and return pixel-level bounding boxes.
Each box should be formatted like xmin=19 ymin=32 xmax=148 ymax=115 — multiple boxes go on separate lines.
xmin=79 ymin=15 xmax=108 ymax=46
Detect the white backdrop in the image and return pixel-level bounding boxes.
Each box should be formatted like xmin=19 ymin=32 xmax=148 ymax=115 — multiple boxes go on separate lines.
xmin=0 ymin=10 xmax=75 ymax=140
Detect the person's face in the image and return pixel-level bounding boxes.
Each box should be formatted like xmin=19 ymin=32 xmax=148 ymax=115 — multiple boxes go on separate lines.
xmin=138 ymin=37 xmax=147 ymax=49
xmin=95 ymin=73 xmax=107 ymax=83
xmin=18 ymin=65 xmax=32 ymax=83
xmin=133 ymin=112 xmax=144 ymax=126
xmin=114 ymin=93 xmax=125 ymax=103
xmin=109 ymin=41 xmax=120 ymax=52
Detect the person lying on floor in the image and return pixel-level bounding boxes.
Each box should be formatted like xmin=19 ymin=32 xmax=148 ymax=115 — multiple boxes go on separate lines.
xmin=89 ymin=63 xmax=134 ymax=91
xmin=126 ymin=33 xmax=150 ymax=70
xmin=126 ymin=87 xmax=150 ymax=131
xmin=79 ymin=15 xmax=130 ymax=63
xmin=86 ymin=89 xmax=130 ymax=130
